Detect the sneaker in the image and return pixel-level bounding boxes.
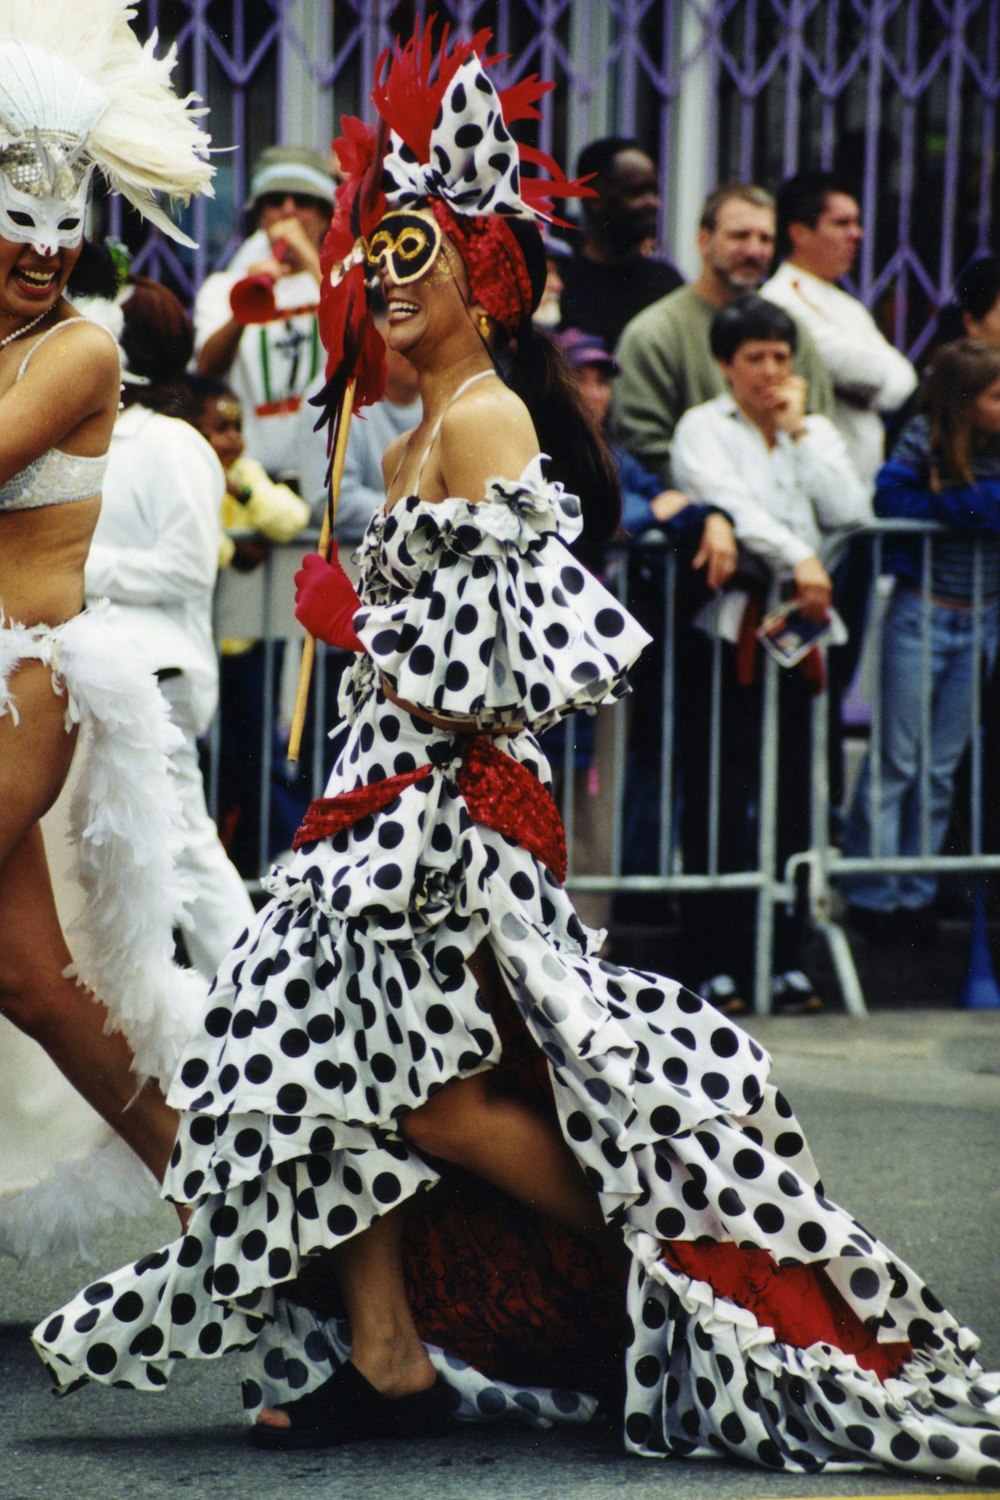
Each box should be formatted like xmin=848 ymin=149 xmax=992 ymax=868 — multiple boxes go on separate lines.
xmin=771 ymin=969 xmax=824 ymax=1015
xmin=844 ymin=904 xmax=903 ymax=941
xmin=698 ymin=973 xmax=747 ymax=1016
xmin=895 ymin=906 xmax=939 ymax=945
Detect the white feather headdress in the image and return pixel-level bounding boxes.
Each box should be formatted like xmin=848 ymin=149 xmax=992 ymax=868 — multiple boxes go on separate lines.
xmin=0 ymin=0 xmax=212 ymax=246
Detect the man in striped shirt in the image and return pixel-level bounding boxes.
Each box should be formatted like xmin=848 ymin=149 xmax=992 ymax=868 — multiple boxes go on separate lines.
xmin=194 ymin=145 xmax=334 ymax=487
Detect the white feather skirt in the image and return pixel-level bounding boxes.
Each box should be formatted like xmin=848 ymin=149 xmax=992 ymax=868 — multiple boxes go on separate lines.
xmin=0 ymin=602 xmax=208 ymax=1260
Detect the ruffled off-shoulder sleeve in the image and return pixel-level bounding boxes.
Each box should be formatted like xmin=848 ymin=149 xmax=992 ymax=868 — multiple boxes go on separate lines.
xmin=354 ymin=457 xmax=651 ymax=729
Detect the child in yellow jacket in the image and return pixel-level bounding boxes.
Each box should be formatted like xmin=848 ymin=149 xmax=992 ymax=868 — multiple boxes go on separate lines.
xmin=186 ymin=374 xmax=310 ymax=568
xmin=180 ymin=374 xmax=313 ymax=874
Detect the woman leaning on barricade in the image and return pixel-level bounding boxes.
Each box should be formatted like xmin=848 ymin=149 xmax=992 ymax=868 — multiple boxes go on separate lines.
xmin=842 ymin=338 xmax=1000 ymax=934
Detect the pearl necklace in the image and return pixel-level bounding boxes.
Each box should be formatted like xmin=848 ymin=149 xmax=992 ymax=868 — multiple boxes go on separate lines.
xmin=0 ymin=308 xmax=49 ymax=351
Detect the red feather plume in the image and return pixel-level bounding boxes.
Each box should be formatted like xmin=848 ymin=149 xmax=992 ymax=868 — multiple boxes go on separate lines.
xmin=371 ymin=19 xmax=494 ymax=163
xmin=371 ymin=18 xmax=594 ymax=226
xmin=318 ymin=117 xmax=386 ymax=401
xmin=310 ymin=17 xmax=599 ymax=489
xmin=311 ymin=116 xmax=388 ymax=487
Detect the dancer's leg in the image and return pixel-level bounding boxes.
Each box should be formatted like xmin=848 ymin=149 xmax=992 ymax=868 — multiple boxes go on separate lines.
xmin=0 ymin=660 xmax=180 ymax=1183
xmin=402 ymin=946 xmax=618 ymax=1253
xmin=259 ymin=943 xmax=621 ymax=1430
xmin=0 ymin=658 xmax=78 ymax=859
xmin=332 ymin=1208 xmax=437 ymax=1395
xmin=0 ymin=830 xmax=180 ymax=1184
xmin=259 ymin=1065 xmax=617 ymax=1427
xmin=403 ymin=1071 xmax=614 ymax=1250
xmin=256 ymin=1207 xmax=436 ymax=1430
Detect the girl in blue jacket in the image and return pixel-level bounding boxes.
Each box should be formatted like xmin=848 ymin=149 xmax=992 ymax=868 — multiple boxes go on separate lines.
xmin=842 ymin=338 xmax=1000 ymax=928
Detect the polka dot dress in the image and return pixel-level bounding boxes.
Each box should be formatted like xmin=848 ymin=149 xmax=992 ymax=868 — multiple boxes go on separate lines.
xmin=34 ymin=466 xmax=1000 ymax=1481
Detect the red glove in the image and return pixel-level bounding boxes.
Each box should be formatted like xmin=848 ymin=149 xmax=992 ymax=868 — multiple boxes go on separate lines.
xmin=294 ymin=545 xmax=364 ymax=652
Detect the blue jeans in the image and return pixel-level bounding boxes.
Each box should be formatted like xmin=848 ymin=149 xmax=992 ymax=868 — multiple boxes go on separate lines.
xmin=842 ymin=586 xmax=999 ymax=912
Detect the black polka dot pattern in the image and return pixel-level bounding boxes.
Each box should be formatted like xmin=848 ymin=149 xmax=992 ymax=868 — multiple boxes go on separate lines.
xmin=382 ymin=54 xmax=529 ymax=222
xmin=31 ymin=470 xmax=1000 ymax=1481
xmin=350 ymin=460 xmax=650 ymax=732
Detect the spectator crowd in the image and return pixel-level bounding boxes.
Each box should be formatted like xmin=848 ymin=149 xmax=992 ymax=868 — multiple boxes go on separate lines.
xmin=93 ymin=140 xmax=1000 ymax=1016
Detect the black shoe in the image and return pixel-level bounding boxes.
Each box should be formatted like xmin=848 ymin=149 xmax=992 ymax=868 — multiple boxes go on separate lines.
xmin=252 ymin=1361 xmax=450 ymax=1450
xmin=843 ymin=904 xmax=904 ymax=941
xmin=895 ymin=906 xmax=939 ymax=945
xmin=771 ymin=970 xmax=824 ymax=1015
xmin=698 ymin=973 xmax=747 ymax=1015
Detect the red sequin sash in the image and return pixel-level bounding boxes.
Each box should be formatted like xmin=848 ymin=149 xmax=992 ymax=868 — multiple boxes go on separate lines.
xmin=293 ymin=733 xmax=568 ymax=882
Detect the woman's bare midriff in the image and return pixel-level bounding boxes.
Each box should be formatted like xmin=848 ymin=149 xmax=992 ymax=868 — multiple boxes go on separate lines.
xmin=0 ymin=495 xmax=101 ymax=626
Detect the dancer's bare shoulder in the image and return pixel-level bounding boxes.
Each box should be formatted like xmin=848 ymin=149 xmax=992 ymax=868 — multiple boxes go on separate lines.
xmin=439 ymin=379 xmax=538 ymax=503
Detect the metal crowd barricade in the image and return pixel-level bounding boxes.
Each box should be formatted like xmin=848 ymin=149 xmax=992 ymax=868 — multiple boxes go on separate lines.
xmin=557 ymin=536 xmax=783 ymax=1016
xmin=207 ymin=523 xmax=999 ymax=1016
xmin=210 ymin=529 xmax=323 ymax=891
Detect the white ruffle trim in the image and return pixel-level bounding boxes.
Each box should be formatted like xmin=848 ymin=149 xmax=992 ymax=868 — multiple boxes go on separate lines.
xmin=623 ymin=1228 xmax=1000 ymax=1471
xmin=352 ymin=464 xmax=650 ymax=731
xmin=0 ymin=604 xmax=207 ymax=1081
xmin=387 ymin=458 xmax=585 ymax=566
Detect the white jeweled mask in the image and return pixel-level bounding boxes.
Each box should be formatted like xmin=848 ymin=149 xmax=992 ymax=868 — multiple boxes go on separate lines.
xmin=0 ymin=42 xmax=107 ymax=256
xmin=0 ymin=137 xmax=94 ymax=255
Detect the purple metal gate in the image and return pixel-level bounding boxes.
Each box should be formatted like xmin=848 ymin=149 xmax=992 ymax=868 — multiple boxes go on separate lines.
xmin=117 ymin=1 xmax=996 ymax=355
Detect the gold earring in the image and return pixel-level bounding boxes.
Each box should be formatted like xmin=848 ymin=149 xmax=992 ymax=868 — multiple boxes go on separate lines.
xmin=479 ymin=313 xmax=490 ymax=339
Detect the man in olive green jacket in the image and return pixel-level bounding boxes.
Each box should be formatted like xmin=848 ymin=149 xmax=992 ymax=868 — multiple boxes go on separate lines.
xmin=613 ymin=182 xmax=835 ymax=491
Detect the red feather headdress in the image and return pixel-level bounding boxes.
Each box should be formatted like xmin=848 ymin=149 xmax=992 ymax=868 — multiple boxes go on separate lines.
xmin=312 ymin=117 xmax=386 ymax=441
xmin=371 ymin=19 xmax=590 ymax=226
xmin=311 ymin=17 xmax=593 ymax=474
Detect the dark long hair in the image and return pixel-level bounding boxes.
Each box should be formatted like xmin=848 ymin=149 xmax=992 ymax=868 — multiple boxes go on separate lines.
xmin=922 ymin=338 xmax=1000 ymax=487
xmin=505 ymin=322 xmax=622 ymax=570
xmin=498 ymin=219 xmax=621 ymax=569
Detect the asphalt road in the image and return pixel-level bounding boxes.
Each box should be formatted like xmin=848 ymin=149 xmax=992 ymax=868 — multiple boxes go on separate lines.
xmin=2 ymin=1009 xmax=998 ymax=1500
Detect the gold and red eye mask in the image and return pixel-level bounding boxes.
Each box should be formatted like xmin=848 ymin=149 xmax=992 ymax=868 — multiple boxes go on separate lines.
xmin=365 ymin=208 xmax=444 ymax=285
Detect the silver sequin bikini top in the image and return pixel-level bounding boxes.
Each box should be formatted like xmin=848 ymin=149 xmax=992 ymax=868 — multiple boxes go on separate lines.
xmin=0 ymin=323 xmax=112 ymax=512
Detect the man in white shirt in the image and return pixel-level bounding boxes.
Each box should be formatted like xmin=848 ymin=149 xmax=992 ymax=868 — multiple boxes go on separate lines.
xmin=671 ymin=296 xmax=872 ymax=1013
xmin=87 ymin=396 xmax=255 ymax=980
xmin=194 ymin=146 xmax=335 ymax=485
xmin=761 ymin=171 xmax=917 ymax=487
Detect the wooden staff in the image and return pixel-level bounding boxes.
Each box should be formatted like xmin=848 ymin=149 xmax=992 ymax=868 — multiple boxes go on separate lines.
xmin=286 ymin=377 xmax=357 ymax=764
